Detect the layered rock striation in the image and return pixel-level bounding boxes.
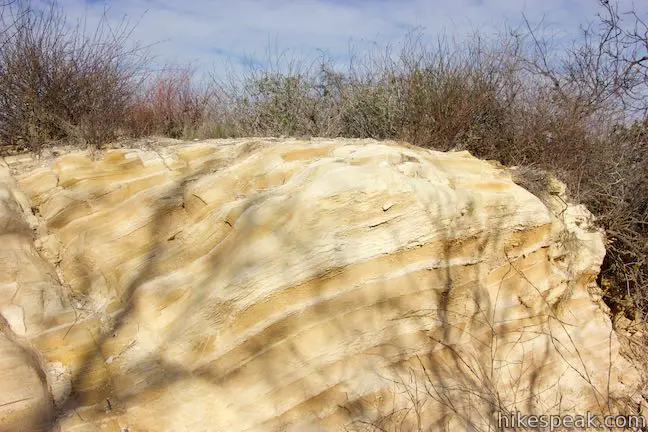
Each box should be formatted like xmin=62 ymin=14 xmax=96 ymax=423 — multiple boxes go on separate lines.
xmin=0 ymin=138 xmax=642 ymax=431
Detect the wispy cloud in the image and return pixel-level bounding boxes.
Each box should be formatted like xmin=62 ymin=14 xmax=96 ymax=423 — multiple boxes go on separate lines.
xmin=57 ymin=0 xmax=648 ymax=78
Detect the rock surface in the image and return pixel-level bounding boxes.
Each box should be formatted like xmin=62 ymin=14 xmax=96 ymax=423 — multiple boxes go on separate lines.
xmin=0 ymin=138 xmax=642 ymax=431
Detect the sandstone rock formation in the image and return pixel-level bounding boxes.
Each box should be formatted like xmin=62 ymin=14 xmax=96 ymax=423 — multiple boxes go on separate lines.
xmin=0 ymin=138 xmax=643 ymax=431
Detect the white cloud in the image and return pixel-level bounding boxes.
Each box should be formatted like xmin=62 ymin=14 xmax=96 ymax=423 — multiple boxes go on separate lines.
xmin=57 ymin=0 xmax=648 ymax=79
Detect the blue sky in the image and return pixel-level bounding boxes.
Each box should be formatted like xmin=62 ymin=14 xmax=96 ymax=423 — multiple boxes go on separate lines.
xmin=57 ymin=0 xmax=648 ymax=78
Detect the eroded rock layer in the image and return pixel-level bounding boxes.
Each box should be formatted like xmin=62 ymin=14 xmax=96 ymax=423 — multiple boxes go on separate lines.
xmin=0 ymin=138 xmax=641 ymax=431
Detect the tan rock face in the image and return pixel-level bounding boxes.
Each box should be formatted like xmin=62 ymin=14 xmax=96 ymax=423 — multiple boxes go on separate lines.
xmin=0 ymin=138 xmax=642 ymax=431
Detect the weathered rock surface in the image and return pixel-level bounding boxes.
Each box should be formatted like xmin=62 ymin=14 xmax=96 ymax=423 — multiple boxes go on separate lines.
xmin=0 ymin=138 xmax=642 ymax=431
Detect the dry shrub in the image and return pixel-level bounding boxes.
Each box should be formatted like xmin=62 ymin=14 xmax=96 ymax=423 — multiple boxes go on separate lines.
xmin=0 ymin=0 xmax=148 ymax=154
xmin=212 ymin=55 xmax=346 ymax=138
xmin=127 ymin=67 xmax=213 ymax=139
xmin=509 ymin=166 xmax=553 ymax=201
xmin=588 ymin=122 xmax=648 ymax=319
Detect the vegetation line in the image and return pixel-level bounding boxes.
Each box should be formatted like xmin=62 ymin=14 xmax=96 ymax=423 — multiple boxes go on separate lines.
xmin=0 ymin=0 xmax=646 ymax=323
